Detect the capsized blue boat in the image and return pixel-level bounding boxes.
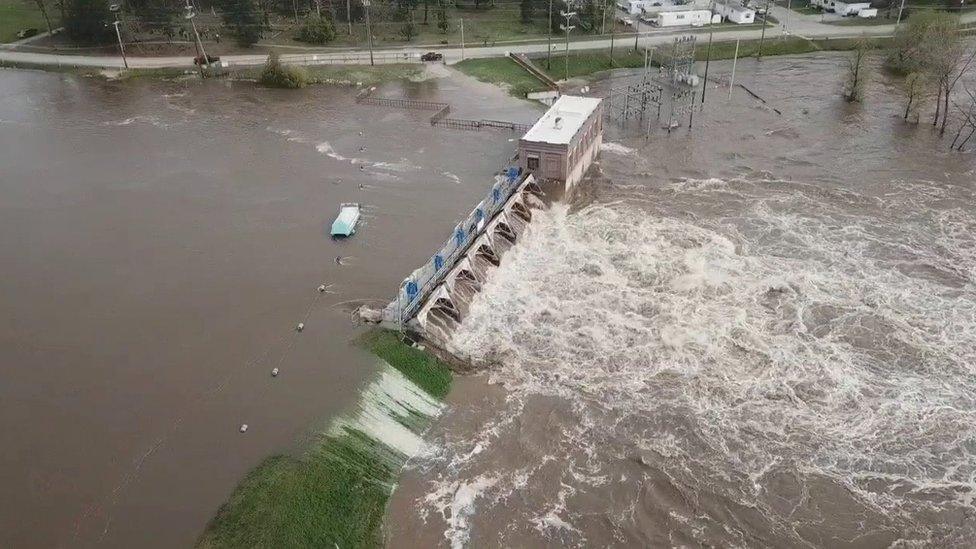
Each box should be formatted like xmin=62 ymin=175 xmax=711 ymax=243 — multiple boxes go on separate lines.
xmin=331 ymin=203 xmax=361 ymax=237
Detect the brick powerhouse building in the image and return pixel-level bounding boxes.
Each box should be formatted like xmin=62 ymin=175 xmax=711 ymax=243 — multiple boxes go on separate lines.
xmin=518 ymin=95 xmax=604 ymax=192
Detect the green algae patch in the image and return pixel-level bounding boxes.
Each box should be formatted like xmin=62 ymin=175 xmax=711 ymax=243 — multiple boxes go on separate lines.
xmin=198 ymin=330 xmax=449 ymax=549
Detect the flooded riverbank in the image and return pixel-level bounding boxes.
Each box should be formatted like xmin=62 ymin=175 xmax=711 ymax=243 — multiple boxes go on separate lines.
xmin=387 ymin=54 xmax=976 ymax=547
xmin=0 ymin=66 xmax=540 ymax=547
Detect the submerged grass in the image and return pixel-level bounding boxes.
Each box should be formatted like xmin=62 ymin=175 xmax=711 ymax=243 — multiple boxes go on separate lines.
xmin=457 ymin=35 xmax=897 ymax=97
xmin=541 ymin=36 xmax=897 ymax=81
xmin=357 ymin=329 xmax=453 ymax=400
xmin=198 ymin=329 xmax=451 ymax=549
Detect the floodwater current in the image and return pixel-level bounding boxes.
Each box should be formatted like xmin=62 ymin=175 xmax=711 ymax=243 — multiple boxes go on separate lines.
xmin=386 ymin=55 xmax=976 ymax=547
xmin=0 ymin=67 xmax=540 ymax=547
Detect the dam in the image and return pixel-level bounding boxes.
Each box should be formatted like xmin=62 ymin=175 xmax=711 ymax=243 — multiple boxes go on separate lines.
xmin=375 ymin=96 xmax=605 ymax=342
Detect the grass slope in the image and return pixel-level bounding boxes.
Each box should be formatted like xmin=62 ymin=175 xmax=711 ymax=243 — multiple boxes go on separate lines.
xmin=455 ymin=56 xmax=552 ymax=96
xmin=198 ymin=329 xmax=451 ymax=549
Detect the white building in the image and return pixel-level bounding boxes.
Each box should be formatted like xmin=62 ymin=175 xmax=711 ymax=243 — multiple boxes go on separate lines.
xmin=645 ymin=8 xmax=712 ymax=27
xmin=713 ymin=1 xmax=755 ymax=24
xmin=617 ymin=0 xmax=657 ymax=15
xmin=518 ymin=95 xmax=604 ymax=192
xmin=810 ymin=0 xmax=871 ymax=14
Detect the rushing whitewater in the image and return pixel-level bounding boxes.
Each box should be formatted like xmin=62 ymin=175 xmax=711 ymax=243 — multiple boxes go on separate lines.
xmin=389 ymin=53 xmax=976 ymax=547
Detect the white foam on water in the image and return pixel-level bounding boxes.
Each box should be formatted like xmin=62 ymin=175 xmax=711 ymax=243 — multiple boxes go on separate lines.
xmin=431 ymin=190 xmax=976 ymax=544
xmin=424 ymin=474 xmax=499 ymax=549
xmin=331 ymin=362 xmax=443 ymax=457
xmin=442 ymin=171 xmax=463 ymax=185
xmin=101 ymin=115 xmax=170 ymax=128
xmin=600 ymin=142 xmax=636 ymax=156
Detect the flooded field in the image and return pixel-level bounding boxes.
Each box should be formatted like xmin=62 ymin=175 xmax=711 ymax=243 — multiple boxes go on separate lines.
xmin=0 ymin=67 xmax=540 ymax=547
xmin=387 ymin=55 xmax=976 ymax=547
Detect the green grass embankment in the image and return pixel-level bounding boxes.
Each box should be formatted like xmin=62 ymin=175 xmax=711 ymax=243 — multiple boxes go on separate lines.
xmin=455 ymin=56 xmax=553 ymax=96
xmin=198 ymin=329 xmax=451 ymax=549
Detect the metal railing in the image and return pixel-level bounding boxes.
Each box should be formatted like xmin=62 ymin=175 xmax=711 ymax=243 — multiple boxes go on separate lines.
xmin=394 ymin=168 xmax=530 ymax=324
xmin=282 ymin=52 xmax=422 ymax=66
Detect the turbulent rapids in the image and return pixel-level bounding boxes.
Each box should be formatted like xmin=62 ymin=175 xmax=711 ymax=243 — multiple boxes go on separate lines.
xmin=425 ymin=183 xmax=976 ymax=546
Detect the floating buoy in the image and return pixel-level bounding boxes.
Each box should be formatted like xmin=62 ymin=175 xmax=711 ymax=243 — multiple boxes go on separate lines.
xmin=318 ymin=284 xmax=327 ymax=292
xmin=271 ymin=367 xmax=279 ymax=377
xmin=240 ymin=424 xmax=248 ymax=433
xmin=296 ymin=322 xmax=304 ymax=332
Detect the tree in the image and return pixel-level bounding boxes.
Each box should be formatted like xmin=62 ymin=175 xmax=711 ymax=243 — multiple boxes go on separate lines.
xmin=64 ymin=0 xmax=112 ymax=44
xmin=903 ymin=72 xmax=925 ymax=122
xmin=949 ymin=87 xmax=976 ymax=151
xmin=436 ymin=1 xmax=449 ymax=32
xmin=124 ymin=0 xmax=178 ymax=34
xmin=218 ymin=0 xmax=264 ymax=47
xmin=32 ymin=0 xmax=55 ymax=36
xmin=844 ymin=37 xmax=870 ymax=103
xmin=520 ymin=0 xmax=533 ymax=23
xmin=295 ymin=14 xmax=336 ymax=43
xmin=259 ymin=50 xmax=309 ymax=88
xmin=399 ymin=8 xmax=416 ymax=40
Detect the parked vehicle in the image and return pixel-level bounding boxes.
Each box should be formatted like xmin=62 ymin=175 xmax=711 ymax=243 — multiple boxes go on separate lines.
xmin=421 ymin=51 xmax=443 ymax=62
xmin=193 ymin=54 xmax=220 ymax=66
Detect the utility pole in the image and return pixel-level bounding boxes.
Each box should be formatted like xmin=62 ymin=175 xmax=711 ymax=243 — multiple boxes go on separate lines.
xmin=701 ymin=30 xmax=712 ymax=104
xmin=347 ymin=0 xmax=352 ymax=34
xmin=560 ymin=9 xmax=576 ymax=81
xmin=633 ymin=9 xmax=640 ymax=52
xmin=609 ymin=3 xmax=615 ymax=66
xmin=785 ymin=0 xmax=792 ymax=34
xmin=547 ymin=0 xmax=553 ymax=70
xmin=363 ymin=0 xmax=374 ymax=65
xmin=109 ymin=5 xmax=128 ymax=70
xmin=601 ymin=0 xmax=608 ymax=35
xmin=757 ymin=0 xmax=770 ymax=59
xmin=184 ymin=0 xmax=208 ymax=76
xmin=896 ymin=0 xmax=906 ymax=27
xmin=460 ymin=18 xmax=465 ymax=60
xmin=729 ymin=38 xmax=739 ymax=100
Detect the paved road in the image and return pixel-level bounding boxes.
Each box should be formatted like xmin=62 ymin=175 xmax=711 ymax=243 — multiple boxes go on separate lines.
xmin=1 ymin=10 xmax=973 ymax=71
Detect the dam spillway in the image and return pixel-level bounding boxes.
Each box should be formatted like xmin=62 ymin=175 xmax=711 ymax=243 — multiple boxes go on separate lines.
xmin=378 ymin=96 xmax=605 ymax=344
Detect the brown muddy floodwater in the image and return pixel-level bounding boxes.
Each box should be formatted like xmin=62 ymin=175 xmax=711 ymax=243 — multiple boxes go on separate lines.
xmin=387 ymin=54 xmax=976 ymax=547
xmin=0 ymin=66 xmax=540 ymax=548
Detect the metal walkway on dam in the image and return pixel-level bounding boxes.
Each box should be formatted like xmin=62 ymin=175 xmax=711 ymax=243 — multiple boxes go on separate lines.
xmin=380 ymin=169 xmax=543 ymax=338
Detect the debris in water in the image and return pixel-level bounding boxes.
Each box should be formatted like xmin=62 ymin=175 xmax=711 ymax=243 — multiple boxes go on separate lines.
xmin=296 ymin=322 xmax=305 ymax=332
xmin=318 ymin=284 xmax=327 ymax=292
xmin=335 ymin=256 xmax=342 ymax=265
xmin=239 ymin=424 xmax=248 ymax=433
xmin=271 ymin=367 xmax=279 ymax=377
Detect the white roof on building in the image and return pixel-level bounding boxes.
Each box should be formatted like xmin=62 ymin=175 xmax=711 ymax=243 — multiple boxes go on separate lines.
xmin=522 ymin=95 xmax=602 ymax=145
xmin=715 ymin=1 xmax=754 ymax=12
